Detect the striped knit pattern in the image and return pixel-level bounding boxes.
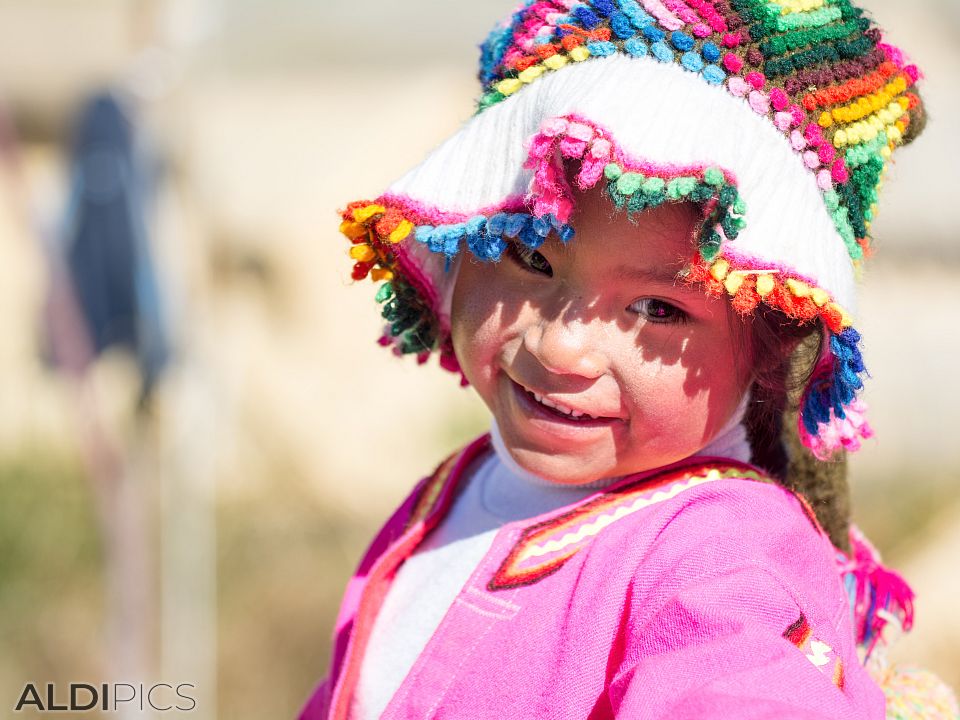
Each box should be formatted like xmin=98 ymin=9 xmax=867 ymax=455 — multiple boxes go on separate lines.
xmin=476 ymin=0 xmax=923 ymax=263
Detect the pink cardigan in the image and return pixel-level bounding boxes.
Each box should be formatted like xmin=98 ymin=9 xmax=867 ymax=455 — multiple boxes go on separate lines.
xmin=299 ymin=434 xmax=885 ymax=719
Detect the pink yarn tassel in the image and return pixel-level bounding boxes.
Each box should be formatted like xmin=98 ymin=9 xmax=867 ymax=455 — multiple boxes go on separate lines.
xmin=527 ymin=120 xmax=585 ymax=223
xmin=843 ymin=526 xmax=915 ymax=658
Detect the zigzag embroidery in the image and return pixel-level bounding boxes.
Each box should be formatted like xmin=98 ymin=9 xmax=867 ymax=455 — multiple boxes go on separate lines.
xmin=488 ymin=463 xmax=771 ymax=591
xmin=518 ymin=472 xmax=723 ymax=561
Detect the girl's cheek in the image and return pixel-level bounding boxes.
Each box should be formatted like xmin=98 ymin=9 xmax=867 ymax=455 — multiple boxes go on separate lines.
xmin=451 ymin=299 xmax=514 ymax=391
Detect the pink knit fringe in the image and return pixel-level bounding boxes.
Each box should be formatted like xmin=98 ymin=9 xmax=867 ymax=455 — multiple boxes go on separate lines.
xmin=799 ymin=397 xmax=875 ymax=461
xmin=840 ymin=525 xmax=915 ymax=659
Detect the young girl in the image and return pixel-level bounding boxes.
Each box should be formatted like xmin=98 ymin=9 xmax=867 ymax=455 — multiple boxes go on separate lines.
xmin=302 ymin=1 xmax=957 ymax=717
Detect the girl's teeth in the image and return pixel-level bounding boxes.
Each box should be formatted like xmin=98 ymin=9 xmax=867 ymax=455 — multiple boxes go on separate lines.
xmin=528 ymin=391 xmax=594 ymax=420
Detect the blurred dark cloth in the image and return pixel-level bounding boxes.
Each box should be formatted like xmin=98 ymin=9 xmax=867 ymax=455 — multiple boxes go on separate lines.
xmin=61 ymin=90 xmax=169 ymax=394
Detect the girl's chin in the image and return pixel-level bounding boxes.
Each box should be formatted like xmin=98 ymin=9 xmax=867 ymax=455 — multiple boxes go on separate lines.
xmin=507 ymin=447 xmax=619 ymax=486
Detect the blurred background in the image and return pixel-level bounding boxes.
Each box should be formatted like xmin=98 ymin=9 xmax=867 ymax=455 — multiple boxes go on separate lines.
xmin=0 ymin=1 xmax=956 ymax=718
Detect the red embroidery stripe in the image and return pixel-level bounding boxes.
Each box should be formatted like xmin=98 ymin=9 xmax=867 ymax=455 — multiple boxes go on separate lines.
xmin=833 ymin=658 xmax=845 ymax=690
xmin=783 ymin=613 xmax=813 ymax=648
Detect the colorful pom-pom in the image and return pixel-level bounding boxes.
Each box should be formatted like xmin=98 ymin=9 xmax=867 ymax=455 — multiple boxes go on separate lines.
xmin=875 ymin=665 xmax=959 ymax=720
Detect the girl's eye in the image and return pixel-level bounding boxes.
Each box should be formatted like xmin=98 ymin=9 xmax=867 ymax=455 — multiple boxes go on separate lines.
xmin=629 ymin=298 xmax=689 ymax=324
xmin=506 ymin=242 xmax=553 ymax=277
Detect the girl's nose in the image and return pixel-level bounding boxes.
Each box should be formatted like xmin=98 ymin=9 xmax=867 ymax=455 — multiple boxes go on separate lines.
xmin=522 ymin=318 xmax=609 ymax=379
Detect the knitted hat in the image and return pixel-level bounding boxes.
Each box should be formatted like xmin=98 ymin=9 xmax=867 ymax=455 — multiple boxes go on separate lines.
xmin=339 ymin=0 xmax=924 ymax=459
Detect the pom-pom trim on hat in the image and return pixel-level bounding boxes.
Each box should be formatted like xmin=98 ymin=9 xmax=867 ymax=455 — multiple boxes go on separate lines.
xmin=339 ymin=113 xmax=872 ymax=457
xmin=474 ymin=0 xmax=923 ymax=269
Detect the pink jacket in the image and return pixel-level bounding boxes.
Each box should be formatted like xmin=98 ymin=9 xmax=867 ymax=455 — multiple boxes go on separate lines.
xmin=299 ymin=434 xmax=885 ymax=719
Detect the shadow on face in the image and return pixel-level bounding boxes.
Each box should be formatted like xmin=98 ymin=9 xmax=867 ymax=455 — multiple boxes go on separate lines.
xmin=451 ymin=184 xmax=754 ymax=479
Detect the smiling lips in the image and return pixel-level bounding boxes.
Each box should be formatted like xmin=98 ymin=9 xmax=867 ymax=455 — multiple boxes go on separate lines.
xmin=512 ymin=379 xmax=622 ymax=423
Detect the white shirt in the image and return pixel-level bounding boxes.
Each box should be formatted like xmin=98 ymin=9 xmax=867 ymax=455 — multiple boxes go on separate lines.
xmin=350 ymin=404 xmax=751 ymax=719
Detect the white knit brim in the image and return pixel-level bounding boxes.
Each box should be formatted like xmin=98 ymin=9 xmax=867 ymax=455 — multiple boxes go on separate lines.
xmin=386 ymin=54 xmax=856 ymax=320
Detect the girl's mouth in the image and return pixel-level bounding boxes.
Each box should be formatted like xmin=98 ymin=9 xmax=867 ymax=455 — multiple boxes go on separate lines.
xmin=508 ymin=378 xmax=622 ymax=431
xmin=525 ymin=388 xmax=601 ymax=422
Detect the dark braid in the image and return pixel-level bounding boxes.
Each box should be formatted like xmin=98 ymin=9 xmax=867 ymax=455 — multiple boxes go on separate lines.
xmin=745 ymin=308 xmax=851 ymax=552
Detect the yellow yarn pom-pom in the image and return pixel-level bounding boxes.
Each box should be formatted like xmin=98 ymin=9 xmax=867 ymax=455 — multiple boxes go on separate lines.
xmin=785 ymin=278 xmax=812 ymax=298
xmin=723 ymin=272 xmax=745 ymax=295
xmin=339 ymin=220 xmax=367 ymax=240
xmin=756 ymin=274 xmax=775 ymax=296
xmin=810 ymin=288 xmax=830 ymax=307
xmin=496 ymin=78 xmax=523 ymax=96
xmin=349 ymin=244 xmax=376 ymax=263
xmin=544 ymin=54 xmax=568 ymax=71
xmin=518 ymin=65 xmax=545 ymax=83
xmin=352 ymin=204 xmax=385 ymax=223
xmin=709 ymin=259 xmax=730 ymax=281
xmin=388 ymin=220 xmax=413 ymax=244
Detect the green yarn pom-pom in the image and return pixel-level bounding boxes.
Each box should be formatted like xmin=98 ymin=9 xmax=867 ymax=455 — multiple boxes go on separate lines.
xmin=641 ymin=177 xmax=666 ymax=195
xmin=703 ymin=167 xmax=725 ymax=187
xmin=700 ymin=230 xmax=723 ymax=261
xmin=616 ymin=172 xmax=644 ymax=194
xmin=604 ymin=163 xmax=623 ymax=181
xmin=375 ymin=282 xmax=394 ymax=304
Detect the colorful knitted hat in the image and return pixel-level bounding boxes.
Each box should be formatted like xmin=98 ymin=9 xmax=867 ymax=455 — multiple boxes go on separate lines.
xmin=339 ymin=0 xmax=924 ymax=459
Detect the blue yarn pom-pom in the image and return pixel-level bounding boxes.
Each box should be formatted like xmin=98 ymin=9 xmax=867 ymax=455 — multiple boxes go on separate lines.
xmin=437 ymin=224 xmax=465 ymax=258
xmin=532 ymin=215 xmax=553 ymax=238
xmin=586 ymin=41 xmax=618 ymax=56
xmin=701 ymin=41 xmax=721 ymax=62
xmin=670 ymin=31 xmax=695 ymax=51
xmin=642 ymin=25 xmax=666 ymax=42
xmin=487 ymin=212 xmax=508 ymax=237
xmin=681 ymin=51 xmax=704 ymax=72
xmin=519 ymin=224 xmax=545 ymax=250
xmin=651 ymin=41 xmax=674 ymax=62
xmin=610 ymin=11 xmax=635 ymax=39
xmin=467 ymin=230 xmax=506 ymax=261
xmin=592 ymin=0 xmax=616 ymax=17
xmin=465 ymin=216 xmax=486 ymax=236
xmin=504 ymin=214 xmax=529 ymax=238
xmin=425 ymin=232 xmax=443 ymax=254
xmin=573 ymin=6 xmax=602 ymax=28
xmin=618 ymin=0 xmax=654 ymax=28
xmin=414 ymin=225 xmax=434 ymax=245
xmin=624 ymin=37 xmax=649 ymax=56
xmin=702 ymin=64 xmax=726 ymax=85
xmin=801 ymin=328 xmax=868 ymax=435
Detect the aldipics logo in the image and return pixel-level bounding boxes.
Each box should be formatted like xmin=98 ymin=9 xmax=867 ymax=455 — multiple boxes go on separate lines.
xmin=13 ymin=683 xmax=197 ymax=713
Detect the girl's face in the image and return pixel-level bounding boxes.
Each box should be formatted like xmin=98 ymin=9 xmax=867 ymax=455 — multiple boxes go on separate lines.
xmin=450 ymin=187 xmax=754 ymax=484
